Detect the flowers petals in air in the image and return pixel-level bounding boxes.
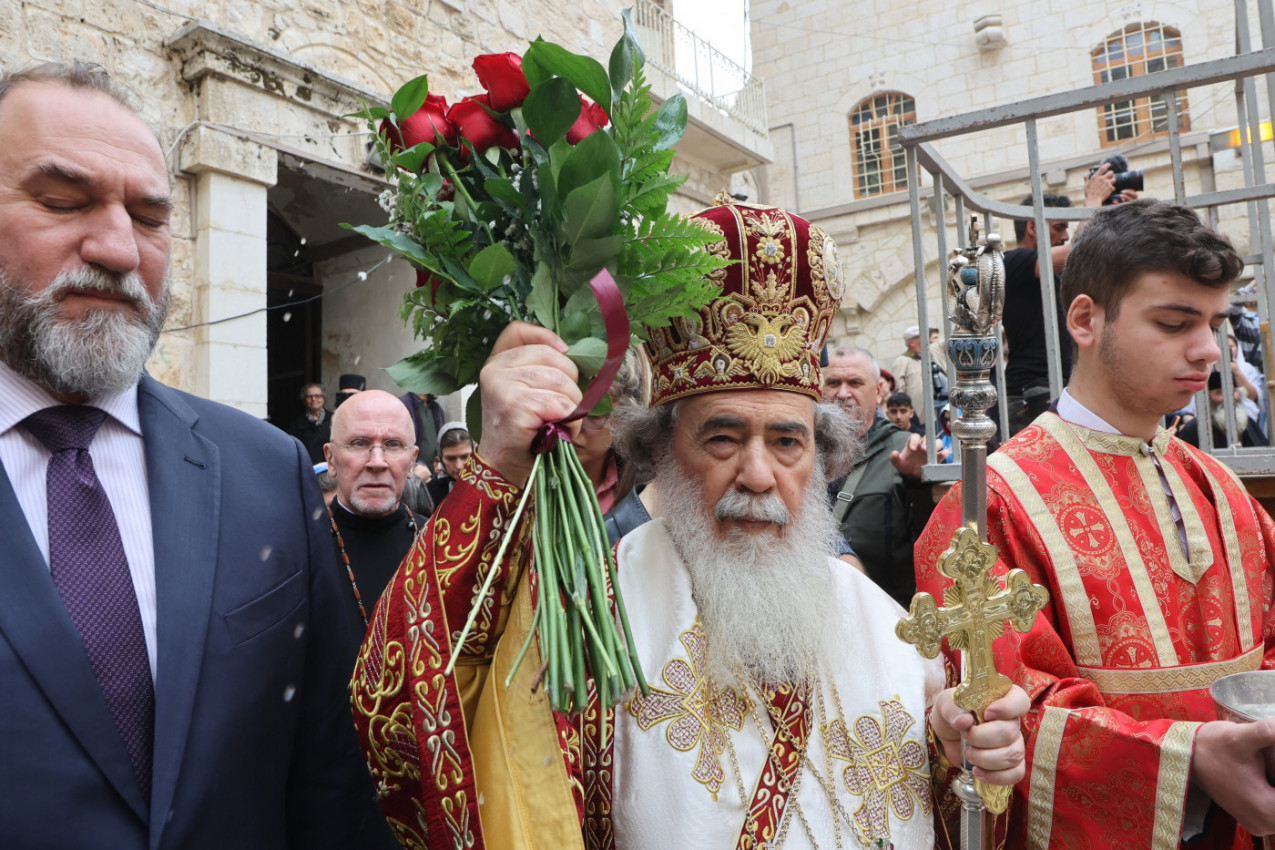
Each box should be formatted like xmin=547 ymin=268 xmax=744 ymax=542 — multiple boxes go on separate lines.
xmin=400 ymin=93 xmax=458 ymax=151
xmin=473 ymin=52 xmax=530 ymax=113
xmin=449 ymin=94 xmax=520 ymax=157
xmin=566 ymin=96 xmax=609 ymax=145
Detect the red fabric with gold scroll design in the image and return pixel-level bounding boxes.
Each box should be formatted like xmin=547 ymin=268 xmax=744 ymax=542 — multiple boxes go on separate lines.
xmin=351 ymin=451 xmax=617 ymax=850
xmin=350 ymin=452 xmax=525 ymax=850
xmin=916 ymin=414 xmax=1275 ymax=850
xmin=736 ymin=684 xmax=810 ymax=849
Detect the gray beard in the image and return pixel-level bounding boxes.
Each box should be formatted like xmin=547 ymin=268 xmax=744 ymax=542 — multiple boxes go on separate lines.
xmin=656 ymin=455 xmax=842 ymax=690
xmin=347 ymin=491 xmax=399 ymax=517
xmin=1213 ymin=404 xmax=1250 ymax=435
xmin=0 ymin=266 xmax=168 ymax=400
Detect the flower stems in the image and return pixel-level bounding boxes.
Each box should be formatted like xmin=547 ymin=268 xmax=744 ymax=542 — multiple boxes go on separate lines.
xmin=444 ymin=452 xmax=541 ymax=677
xmin=492 ymin=438 xmax=645 ymax=714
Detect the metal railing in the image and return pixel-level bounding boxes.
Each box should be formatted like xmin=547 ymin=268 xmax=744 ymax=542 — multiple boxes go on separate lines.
xmin=632 ymin=0 xmax=769 ymax=136
xmin=899 ymin=0 xmax=1275 ymax=478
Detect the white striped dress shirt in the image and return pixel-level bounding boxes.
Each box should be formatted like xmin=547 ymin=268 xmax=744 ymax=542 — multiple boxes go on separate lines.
xmin=0 ymin=361 xmax=157 ymax=678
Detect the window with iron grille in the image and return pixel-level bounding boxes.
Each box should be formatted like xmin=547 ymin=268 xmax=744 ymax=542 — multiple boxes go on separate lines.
xmin=1092 ymin=22 xmax=1189 ymax=147
xmin=850 ymin=92 xmax=916 ymax=198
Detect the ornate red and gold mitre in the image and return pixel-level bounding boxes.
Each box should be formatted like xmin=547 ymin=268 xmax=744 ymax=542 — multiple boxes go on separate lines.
xmin=645 ymin=195 xmax=844 ymax=407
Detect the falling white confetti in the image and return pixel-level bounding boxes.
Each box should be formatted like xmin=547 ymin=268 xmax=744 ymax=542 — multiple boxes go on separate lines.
xmin=283 ymin=684 xmax=296 ymax=702
xmin=313 ymin=506 xmax=324 ymax=520
xmin=299 ymin=237 xmax=307 ymax=245
xmin=353 ymin=355 xmax=362 ymax=365
xmin=357 ymin=271 xmax=368 ymax=281
xmin=282 ymin=312 xmax=292 ymax=323
xmin=260 ymin=545 xmax=272 ymax=561
xmin=293 ymin=623 xmax=305 ymax=639
xmin=478 ymin=793 xmax=485 ymax=806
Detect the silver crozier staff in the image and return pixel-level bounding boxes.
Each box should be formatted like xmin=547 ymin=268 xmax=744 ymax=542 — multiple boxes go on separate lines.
xmin=896 ymin=217 xmax=1050 ymax=850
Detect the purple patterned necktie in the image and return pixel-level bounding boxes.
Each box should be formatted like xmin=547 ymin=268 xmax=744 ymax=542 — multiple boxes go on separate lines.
xmin=23 ymin=405 xmax=154 ymax=800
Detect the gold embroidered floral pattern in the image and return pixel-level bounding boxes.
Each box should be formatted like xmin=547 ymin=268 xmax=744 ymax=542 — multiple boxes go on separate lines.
xmin=642 ymin=200 xmax=839 ymax=407
xmin=826 ymin=697 xmax=931 ymax=845
xmin=754 ymin=236 xmax=784 ymax=264
xmin=749 ymin=212 xmax=789 ymax=263
xmin=626 ymin=621 xmax=750 ymax=800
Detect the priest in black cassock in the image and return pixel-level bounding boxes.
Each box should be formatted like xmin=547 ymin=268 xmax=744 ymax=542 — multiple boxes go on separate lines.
xmin=322 ymin=390 xmax=427 ymax=642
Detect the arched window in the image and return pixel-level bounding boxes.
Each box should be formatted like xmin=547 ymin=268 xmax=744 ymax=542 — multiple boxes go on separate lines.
xmin=1092 ymin=22 xmax=1189 ymax=146
xmin=850 ymin=92 xmax=916 ymax=198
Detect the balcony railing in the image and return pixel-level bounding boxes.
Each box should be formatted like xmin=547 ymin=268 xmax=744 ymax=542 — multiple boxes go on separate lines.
xmin=632 ymin=0 xmax=769 ymax=137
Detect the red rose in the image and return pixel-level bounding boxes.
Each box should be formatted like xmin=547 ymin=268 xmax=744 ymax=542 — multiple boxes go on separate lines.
xmin=379 ymin=118 xmax=405 ymax=152
xmin=437 ymin=178 xmax=455 ymax=202
xmin=473 ymin=52 xmax=530 ymax=113
xmin=416 ymin=269 xmax=444 ymax=298
xmin=566 ymin=97 xmax=609 ymax=145
xmin=448 ymin=94 xmax=519 ymax=156
xmin=400 ymin=93 xmax=458 ymax=150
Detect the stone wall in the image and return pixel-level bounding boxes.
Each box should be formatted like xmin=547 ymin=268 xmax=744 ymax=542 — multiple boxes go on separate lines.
xmin=751 ymin=0 xmax=1257 ymax=361
xmin=2 ymin=0 xmax=754 ymax=416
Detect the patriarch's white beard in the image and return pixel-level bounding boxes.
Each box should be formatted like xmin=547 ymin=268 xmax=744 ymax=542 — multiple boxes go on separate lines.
xmin=656 ymin=457 xmax=841 ymax=690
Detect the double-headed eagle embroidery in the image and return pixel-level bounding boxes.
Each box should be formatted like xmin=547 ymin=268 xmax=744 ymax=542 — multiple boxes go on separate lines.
xmin=724 ymin=313 xmax=807 ymax=385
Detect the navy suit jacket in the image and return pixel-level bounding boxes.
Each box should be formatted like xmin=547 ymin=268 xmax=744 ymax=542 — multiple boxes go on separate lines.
xmin=0 ymin=375 xmax=384 ymax=849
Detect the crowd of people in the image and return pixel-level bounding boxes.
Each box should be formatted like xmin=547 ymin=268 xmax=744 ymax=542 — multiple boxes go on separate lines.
xmin=2 ymin=58 xmax=1274 ymax=850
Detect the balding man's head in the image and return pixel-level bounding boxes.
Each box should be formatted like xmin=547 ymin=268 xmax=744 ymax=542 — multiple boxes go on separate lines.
xmin=325 ymin=390 xmax=418 ymax=516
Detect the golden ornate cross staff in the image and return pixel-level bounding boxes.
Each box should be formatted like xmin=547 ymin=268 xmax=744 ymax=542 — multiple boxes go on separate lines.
xmin=895 ymin=218 xmax=1050 ymax=850
xmin=897 ymin=523 xmax=1048 ymax=814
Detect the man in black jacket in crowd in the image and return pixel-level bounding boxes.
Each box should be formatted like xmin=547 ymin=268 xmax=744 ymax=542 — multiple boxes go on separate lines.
xmin=821 ymin=346 xmax=932 ymax=606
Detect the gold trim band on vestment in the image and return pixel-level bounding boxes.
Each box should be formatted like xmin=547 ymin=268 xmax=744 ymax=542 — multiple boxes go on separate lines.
xmin=1196 ymin=460 xmax=1258 ymax=651
xmin=1151 ymin=721 xmax=1202 ymax=849
xmin=988 ymin=452 xmax=1104 ymax=666
xmin=1026 ymin=707 xmax=1070 ymax=850
xmin=1131 ymin=452 xmax=1211 ymax=584
xmin=1074 ymin=644 xmax=1263 ymax=694
xmin=1039 ymin=416 xmax=1178 ymax=666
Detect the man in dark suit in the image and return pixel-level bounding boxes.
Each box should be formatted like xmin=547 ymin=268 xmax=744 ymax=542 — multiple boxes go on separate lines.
xmin=0 ymin=62 xmax=383 ymax=848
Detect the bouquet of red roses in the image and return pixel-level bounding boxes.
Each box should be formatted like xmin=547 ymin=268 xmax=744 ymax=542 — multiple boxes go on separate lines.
xmin=347 ymin=10 xmax=728 ymax=714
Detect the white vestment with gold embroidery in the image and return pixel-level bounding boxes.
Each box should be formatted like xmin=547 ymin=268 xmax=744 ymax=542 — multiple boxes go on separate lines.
xmin=612 ymin=519 xmax=945 ymax=849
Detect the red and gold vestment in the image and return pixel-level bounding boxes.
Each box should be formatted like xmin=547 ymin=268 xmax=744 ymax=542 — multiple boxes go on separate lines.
xmin=352 ymin=452 xmax=959 ymax=849
xmin=917 ymin=412 xmax=1275 ymax=850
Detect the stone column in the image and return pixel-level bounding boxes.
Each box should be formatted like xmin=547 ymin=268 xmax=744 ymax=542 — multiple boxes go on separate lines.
xmin=178 ymin=125 xmax=277 ymax=417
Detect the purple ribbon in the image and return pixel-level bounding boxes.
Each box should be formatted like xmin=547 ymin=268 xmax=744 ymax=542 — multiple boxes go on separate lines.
xmin=531 ymin=268 xmax=630 ymax=455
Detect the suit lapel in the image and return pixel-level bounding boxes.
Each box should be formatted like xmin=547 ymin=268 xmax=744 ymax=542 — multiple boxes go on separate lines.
xmin=137 ymin=376 xmax=221 ymax=848
xmin=0 ymin=443 xmax=149 ymax=819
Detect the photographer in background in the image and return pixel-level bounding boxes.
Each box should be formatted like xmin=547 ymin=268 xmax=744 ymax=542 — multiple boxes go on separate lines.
xmin=1000 ymin=160 xmax=1137 ymax=435
xmin=1087 ymin=154 xmax=1143 ymax=205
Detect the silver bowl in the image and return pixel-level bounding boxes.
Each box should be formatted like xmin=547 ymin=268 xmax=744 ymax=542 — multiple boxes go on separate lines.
xmin=1211 ymin=670 xmax=1275 ymax=722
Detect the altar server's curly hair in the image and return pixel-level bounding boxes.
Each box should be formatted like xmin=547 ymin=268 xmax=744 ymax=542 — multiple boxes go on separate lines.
xmin=1062 ymin=199 xmax=1243 ymax=321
